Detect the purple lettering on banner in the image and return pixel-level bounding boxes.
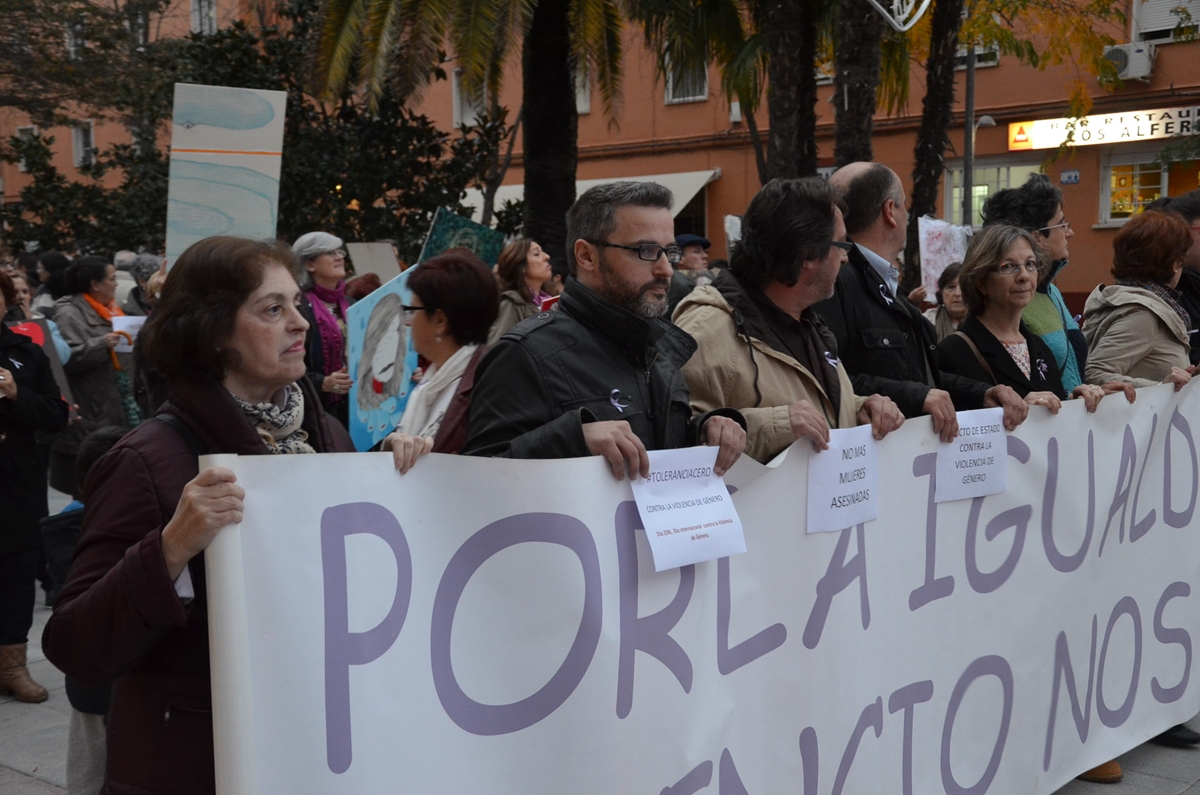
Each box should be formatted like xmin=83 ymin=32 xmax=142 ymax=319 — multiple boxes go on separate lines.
xmin=802 ymin=525 xmax=870 ymax=649
xmin=909 ymin=453 xmax=954 ymax=611
xmin=1152 ymin=582 xmax=1191 ymax=704
xmin=941 ymin=656 xmax=1013 ymax=795
xmin=719 ymin=749 xmax=750 ymax=795
xmin=1129 ymin=414 xmax=1160 ymax=542
xmin=831 ymin=697 xmax=883 ymax=795
xmin=320 ymin=502 xmax=412 ymax=775
xmin=1043 ymin=617 xmax=1098 ymax=770
xmin=1042 ymin=434 xmax=1095 ymax=573
xmin=717 ymin=556 xmax=786 ymax=675
xmin=1164 ymin=409 xmax=1199 ymax=528
xmin=660 ymin=761 xmax=713 ymax=795
xmin=965 ymin=437 xmax=1031 ymax=594
xmin=1096 ymin=596 xmax=1142 ymax=727
xmin=430 ymin=512 xmax=601 ymax=735
xmin=1099 ymin=425 xmax=1137 ymax=556
xmin=615 ymin=501 xmax=694 ymax=719
xmin=889 ymin=680 xmax=935 ymax=795
xmin=798 ymin=727 xmax=819 ymax=795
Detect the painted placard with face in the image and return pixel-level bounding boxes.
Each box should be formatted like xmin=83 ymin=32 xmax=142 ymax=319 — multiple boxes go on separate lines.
xmin=345 ymin=269 xmax=419 ymax=451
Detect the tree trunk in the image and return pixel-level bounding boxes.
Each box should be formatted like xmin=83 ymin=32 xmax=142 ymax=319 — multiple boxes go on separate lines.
xmin=901 ymin=0 xmax=964 ymax=294
xmin=764 ymin=0 xmax=821 ymax=179
xmin=833 ymin=0 xmax=885 ymax=167
xmin=521 ymin=0 xmax=577 ymax=261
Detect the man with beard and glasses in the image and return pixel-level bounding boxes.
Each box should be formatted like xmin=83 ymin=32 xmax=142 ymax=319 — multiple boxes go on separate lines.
xmin=463 ymin=181 xmax=747 ymax=480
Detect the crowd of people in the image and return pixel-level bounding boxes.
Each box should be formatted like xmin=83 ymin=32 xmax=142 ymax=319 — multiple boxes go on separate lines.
xmin=2 ymin=162 xmax=1199 ymax=793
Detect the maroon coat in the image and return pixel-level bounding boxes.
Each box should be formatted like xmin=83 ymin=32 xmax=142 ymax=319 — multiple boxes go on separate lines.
xmin=429 ymin=344 xmax=487 ymax=454
xmin=43 ymin=378 xmax=353 ymax=795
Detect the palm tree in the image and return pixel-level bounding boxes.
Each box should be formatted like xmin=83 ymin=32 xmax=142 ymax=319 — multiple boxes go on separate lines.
xmin=313 ymin=0 xmax=625 ymax=260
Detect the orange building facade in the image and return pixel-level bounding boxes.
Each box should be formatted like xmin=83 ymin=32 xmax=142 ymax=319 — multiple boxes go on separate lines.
xmin=5 ymin=0 xmax=1200 ymax=312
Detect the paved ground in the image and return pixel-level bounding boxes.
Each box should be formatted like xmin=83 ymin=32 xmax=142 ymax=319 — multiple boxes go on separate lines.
xmin=6 ymin=492 xmax=1200 ymax=794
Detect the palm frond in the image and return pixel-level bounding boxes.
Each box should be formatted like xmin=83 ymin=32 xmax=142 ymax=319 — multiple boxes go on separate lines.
xmin=878 ymin=27 xmax=911 ymax=116
xmin=358 ymin=0 xmax=404 ymax=101
xmin=314 ymin=0 xmax=367 ymax=97
xmin=572 ymin=0 xmax=625 ymax=118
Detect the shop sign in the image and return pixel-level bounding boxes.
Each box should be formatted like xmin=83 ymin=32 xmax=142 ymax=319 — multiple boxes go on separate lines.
xmin=1009 ymin=104 xmax=1200 ymax=151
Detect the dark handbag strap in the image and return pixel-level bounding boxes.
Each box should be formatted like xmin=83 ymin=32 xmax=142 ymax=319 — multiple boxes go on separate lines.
xmin=953 ymin=331 xmax=997 ymax=385
xmin=156 ymin=413 xmax=210 ymax=458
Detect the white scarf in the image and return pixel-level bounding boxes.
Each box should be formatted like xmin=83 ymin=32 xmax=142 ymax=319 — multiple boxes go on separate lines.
xmin=398 ymin=343 xmax=478 ymax=439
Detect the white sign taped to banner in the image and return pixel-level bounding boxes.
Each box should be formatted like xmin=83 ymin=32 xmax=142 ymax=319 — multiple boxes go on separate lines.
xmin=207 ymin=384 xmax=1200 ymax=794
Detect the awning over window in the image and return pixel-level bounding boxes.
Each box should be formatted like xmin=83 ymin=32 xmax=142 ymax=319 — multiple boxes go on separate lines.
xmin=461 ymin=168 xmax=721 ymax=224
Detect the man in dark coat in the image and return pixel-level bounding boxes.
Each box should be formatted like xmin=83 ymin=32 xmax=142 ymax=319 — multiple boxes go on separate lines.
xmin=813 ymin=162 xmax=1025 ymax=440
xmin=463 ymin=181 xmax=747 ymax=479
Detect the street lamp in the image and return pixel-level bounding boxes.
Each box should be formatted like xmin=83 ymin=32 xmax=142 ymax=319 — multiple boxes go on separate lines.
xmin=961 ymin=41 xmax=996 ymax=229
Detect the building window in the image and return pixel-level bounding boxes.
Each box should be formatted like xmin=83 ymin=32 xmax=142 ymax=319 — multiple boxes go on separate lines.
xmin=15 ymin=126 xmax=37 ymax=173
xmin=1135 ymin=0 xmax=1200 ymax=41
xmin=665 ymin=61 xmax=708 ymax=105
xmin=1102 ymin=155 xmax=1200 ymax=222
xmin=64 ymin=20 xmax=85 ymax=60
xmin=575 ymin=68 xmax=591 ymax=115
xmin=191 ymin=0 xmax=216 ymax=35
xmin=73 ymin=121 xmax=95 ymax=168
xmin=451 ymin=67 xmax=485 ymax=127
xmin=944 ymin=162 xmax=1042 ymax=227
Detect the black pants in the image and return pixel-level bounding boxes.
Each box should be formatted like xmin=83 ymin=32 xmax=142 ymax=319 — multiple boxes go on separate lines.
xmin=0 ymin=547 xmax=40 ymax=645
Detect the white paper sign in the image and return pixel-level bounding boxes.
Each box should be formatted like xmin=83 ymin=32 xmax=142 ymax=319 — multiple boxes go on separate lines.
xmin=112 ymin=316 xmax=146 ymax=353
xmin=807 ymin=424 xmax=879 ymax=533
xmin=936 ymin=407 xmax=1008 ymax=503
xmin=629 ymin=446 xmax=746 ymax=571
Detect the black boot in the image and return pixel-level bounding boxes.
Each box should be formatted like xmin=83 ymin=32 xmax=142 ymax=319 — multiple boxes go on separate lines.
xmin=1150 ymin=724 xmax=1200 ymax=747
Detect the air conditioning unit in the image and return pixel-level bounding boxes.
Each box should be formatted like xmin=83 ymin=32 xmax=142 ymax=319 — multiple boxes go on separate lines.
xmin=1103 ymin=42 xmax=1156 ymax=81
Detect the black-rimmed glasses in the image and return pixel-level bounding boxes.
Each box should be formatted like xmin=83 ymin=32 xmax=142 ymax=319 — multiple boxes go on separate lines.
xmin=402 ymin=304 xmax=435 ymax=320
xmin=830 ymin=241 xmax=854 ymax=252
xmin=595 ymin=242 xmax=683 ymax=266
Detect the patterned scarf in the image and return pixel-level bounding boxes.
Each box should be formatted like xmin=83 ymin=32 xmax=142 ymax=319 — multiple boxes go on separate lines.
xmin=1116 ymin=279 xmax=1191 ymax=329
xmin=232 ymin=384 xmax=316 ymax=454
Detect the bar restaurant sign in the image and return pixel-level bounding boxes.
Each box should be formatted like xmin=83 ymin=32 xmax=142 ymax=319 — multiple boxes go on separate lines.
xmin=1009 ymin=103 xmax=1200 ymax=150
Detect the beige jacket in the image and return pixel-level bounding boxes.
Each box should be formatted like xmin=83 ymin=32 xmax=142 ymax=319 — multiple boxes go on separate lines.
xmin=1081 ymin=284 xmax=1190 ymax=387
xmin=487 ymin=289 xmax=541 ymax=344
xmin=674 ymin=284 xmax=866 ymax=463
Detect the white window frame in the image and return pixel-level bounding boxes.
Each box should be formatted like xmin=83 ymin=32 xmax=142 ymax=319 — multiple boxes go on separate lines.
xmin=73 ymin=120 xmax=96 ymax=168
xmin=191 ymin=0 xmax=216 ymax=35
xmin=953 ymin=44 xmax=1001 ymax=71
xmin=15 ymin=126 xmax=37 ymax=173
xmin=64 ymin=20 xmax=85 ymax=60
xmin=664 ymin=59 xmax=708 ymax=105
xmin=575 ymin=67 xmax=591 ymax=115
xmin=451 ymin=67 xmax=485 ymax=127
xmin=1133 ymin=0 xmax=1200 ymax=42
xmin=942 ymin=156 xmax=1044 ymax=227
xmin=1098 ymin=144 xmax=1178 ymax=225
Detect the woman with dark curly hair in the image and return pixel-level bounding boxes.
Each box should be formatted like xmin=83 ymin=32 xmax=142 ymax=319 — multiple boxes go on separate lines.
xmin=1081 ymin=210 xmax=1194 ymax=390
xmin=488 ymin=237 xmax=553 ymax=343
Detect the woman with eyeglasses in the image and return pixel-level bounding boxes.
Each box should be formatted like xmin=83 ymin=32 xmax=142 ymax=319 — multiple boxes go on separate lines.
xmin=381 ymin=250 xmax=499 ymax=471
xmin=292 ymin=232 xmax=353 ymax=428
xmin=981 ymin=173 xmax=1088 ymax=394
xmin=488 ymin=238 xmax=554 ymax=343
xmin=938 ymin=225 xmax=1110 ymax=413
xmin=1081 ymin=210 xmax=1194 ymax=391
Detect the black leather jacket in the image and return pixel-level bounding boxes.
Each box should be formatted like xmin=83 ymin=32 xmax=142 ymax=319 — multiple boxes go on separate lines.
xmin=463 ymin=278 xmax=742 ymax=459
xmin=813 ymin=244 xmax=990 ymax=417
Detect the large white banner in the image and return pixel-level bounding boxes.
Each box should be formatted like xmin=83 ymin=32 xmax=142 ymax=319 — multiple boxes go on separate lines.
xmin=207 ymin=384 xmax=1200 ymax=794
